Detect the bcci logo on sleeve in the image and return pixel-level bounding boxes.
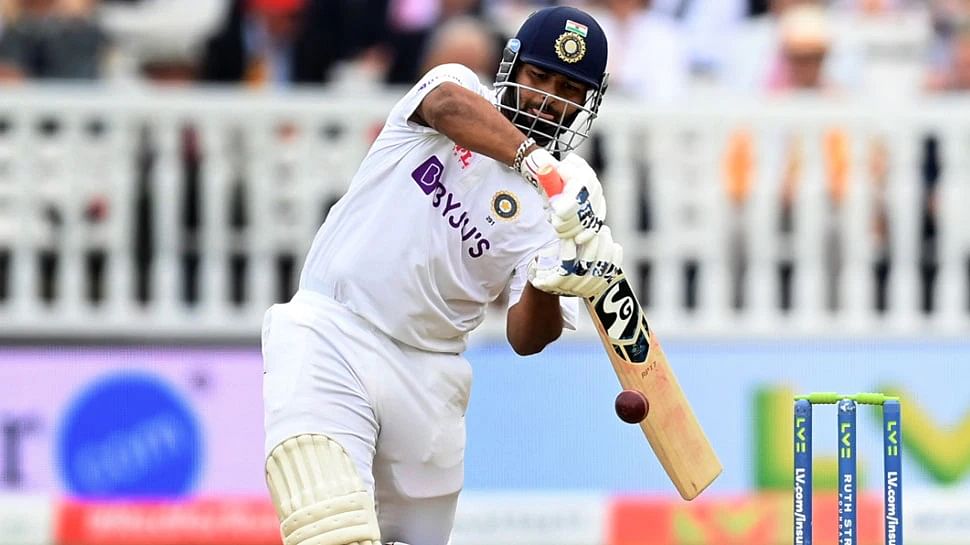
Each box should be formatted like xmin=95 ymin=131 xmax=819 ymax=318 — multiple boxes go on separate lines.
xmin=491 ymin=191 xmax=520 ymax=221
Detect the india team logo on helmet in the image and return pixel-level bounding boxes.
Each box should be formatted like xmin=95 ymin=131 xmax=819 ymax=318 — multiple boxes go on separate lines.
xmin=555 ymin=19 xmax=589 ymax=64
xmin=494 ymin=6 xmax=609 ymax=156
xmin=555 ymin=32 xmax=586 ymax=63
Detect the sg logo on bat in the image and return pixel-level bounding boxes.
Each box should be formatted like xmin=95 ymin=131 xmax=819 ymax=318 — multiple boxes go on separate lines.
xmin=589 ymin=274 xmax=651 ymax=363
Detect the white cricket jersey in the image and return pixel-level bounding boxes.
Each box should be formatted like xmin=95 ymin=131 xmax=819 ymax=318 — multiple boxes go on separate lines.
xmin=299 ymin=63 xmax=577 ymax=353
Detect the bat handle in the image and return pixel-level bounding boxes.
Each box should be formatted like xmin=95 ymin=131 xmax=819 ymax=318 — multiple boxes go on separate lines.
xmin=536 ymin=166 xmax=564 ymax=198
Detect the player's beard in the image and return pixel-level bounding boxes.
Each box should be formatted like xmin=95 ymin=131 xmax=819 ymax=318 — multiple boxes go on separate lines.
xmin=500 ymin=88 xmax=577 ymax=148
xmin=524 ymin=101 xmax=566 ymax=147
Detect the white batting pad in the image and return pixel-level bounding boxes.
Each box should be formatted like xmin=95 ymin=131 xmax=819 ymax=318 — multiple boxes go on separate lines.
xmin=266 ymin=434 xmax=381 ymax=545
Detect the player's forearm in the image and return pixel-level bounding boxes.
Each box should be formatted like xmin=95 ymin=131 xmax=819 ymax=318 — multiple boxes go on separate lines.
xmin=506 ymin=283 xmax=564 ymax=356
xmin=418 ymin=83 xmax=532 ymax=167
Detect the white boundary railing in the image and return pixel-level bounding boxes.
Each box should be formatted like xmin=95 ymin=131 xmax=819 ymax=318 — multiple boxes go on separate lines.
xmin=0 ymin=87 xmax=967 ymax=340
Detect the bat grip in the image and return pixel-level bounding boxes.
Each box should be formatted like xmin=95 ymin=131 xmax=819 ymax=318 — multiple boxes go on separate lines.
xmin=536 ymin=166 xmax=564 ymax=198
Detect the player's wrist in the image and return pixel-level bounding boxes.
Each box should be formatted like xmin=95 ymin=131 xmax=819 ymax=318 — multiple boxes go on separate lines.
xmin=512 ymin=137 xmax=537 ymax=172
xmin=517 ymin=143 xmax=557 ymax=192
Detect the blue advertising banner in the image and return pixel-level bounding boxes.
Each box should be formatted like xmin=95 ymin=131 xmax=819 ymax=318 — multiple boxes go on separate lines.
xmin=0 ymin=340 xmax=966 ymax=498
xmin=463 ymin=338 xmax=970 ymax=495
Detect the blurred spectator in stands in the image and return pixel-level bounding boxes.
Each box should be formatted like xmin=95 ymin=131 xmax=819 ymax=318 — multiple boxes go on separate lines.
xmin=200 ymin=0 xmax=384 ymax=86
xmin=918 ymin=21 xmax=970 ymax=312
xmin=484 ymin=0 xmax=541 ymax=37
xmin=675 ymin=0 xmax=748 ymax=82
xmin=765 ymin=3 xmax=837 ymax=93
xmin=826 ymin=0 xmax=930 ymax=98
xmin=726 ymin=0 xmax=859 ymax=94
xmin=866 ymin=135 xmax=892 ymax=312
xmin=927 ymin=0 xmax=970 ymax=70
xmin=725 ymin=0 xmax=811 ymax=92
xmin=765 ymin=3 xmax=852 ymax=307
xmin=201 ymin=0 xmax=308 ymax=86
xmin=831 ymin=0 xmax=923 ymax=12
xmin=722 ymin=126 xmax=754 ymax=310
xmin=386 ymin=0 xmax=490 ymax=84
xmin=129 ymin=37 xmax=203 ymax=85
xmin=98 ymin=0 xmax=226 ymax=84
xmin=723 ymin=5 xmax=853 ymax=311
xmin=926 ymin=22 xmax=970 ymax=92
xmin=0 ymin=0 xmax=108 ymax=82
xmin=588 ymin=0 xmax=689 ymax=101
xmin=418 ymin=16 xmax=500 ymax=81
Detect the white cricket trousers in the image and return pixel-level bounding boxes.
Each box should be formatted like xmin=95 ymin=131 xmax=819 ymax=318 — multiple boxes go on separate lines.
xmin=262 ymin=289 xmax=472 ymax=545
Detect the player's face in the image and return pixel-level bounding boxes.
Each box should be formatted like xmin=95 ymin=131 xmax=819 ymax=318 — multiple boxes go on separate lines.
xmin=512 ymin=62 xmax=590 ymax=144
xmin=514 ymin=62 xmax=588 ymax=118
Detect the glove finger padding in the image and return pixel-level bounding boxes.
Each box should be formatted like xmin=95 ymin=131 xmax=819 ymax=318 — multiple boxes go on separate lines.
xmin=592 ymin=226 xmax=623 ymax=281
xmin=562 ymin=233 xmax=607 ymax=297
xmin=550 ymin=207 xmax=583 ymax=241
xmin=528 ymin=227 xmax=624 ymax=299
xmin=528 ymin=239 xmax=578 ymax=296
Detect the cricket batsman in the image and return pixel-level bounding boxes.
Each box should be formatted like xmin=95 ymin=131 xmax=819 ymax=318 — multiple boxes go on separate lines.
xmin=261 ymin=6 xmax=620 ymax=544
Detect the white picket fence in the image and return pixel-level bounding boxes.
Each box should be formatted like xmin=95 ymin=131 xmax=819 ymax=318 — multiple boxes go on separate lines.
xmin=0 ymin=86 xmax=967 ymax=340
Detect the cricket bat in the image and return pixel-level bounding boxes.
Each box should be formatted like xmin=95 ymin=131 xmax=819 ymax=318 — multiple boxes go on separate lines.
xmin=538 ymin=169 xmax=722 ymax=500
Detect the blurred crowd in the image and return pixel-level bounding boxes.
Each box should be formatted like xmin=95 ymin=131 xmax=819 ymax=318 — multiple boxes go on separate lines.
xmin=0 ymin=0 xmax=970 ymax=97
xmin=2 ymin=0 xmax=968 ymax=319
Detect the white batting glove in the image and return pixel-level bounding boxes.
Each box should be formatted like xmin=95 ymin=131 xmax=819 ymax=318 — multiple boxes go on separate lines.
xmin=549 ymin=154 xmax=607 ymax=245
xmin=519 ymin=151 xmax=607 ymax=246
xmin=528 ymin=226 xmax=624 ymax=298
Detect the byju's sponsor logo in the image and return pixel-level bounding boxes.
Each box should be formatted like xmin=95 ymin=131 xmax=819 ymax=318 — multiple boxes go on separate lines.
xmin=411 ymin=156 xmax=491 ymax=258
xmin=412 ymin=156 xmax=445 ymax=195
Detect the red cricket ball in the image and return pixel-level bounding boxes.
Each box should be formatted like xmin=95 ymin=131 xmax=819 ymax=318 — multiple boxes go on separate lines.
xmin=614 ymin=389 xmax=649 ymax=424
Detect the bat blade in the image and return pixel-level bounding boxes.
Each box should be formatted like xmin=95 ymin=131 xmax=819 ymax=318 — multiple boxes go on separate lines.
xmin=533 ymin=166 xmax=720 ymax=498
xmin=586 ymin=271 xmax=722 ymax=500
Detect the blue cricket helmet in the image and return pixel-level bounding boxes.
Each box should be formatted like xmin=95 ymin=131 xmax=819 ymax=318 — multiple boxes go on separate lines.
xmin=515 ymin=6 xmax=608 ymax=89
xmin=494 ymin=6 xmax=610 ymax=155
